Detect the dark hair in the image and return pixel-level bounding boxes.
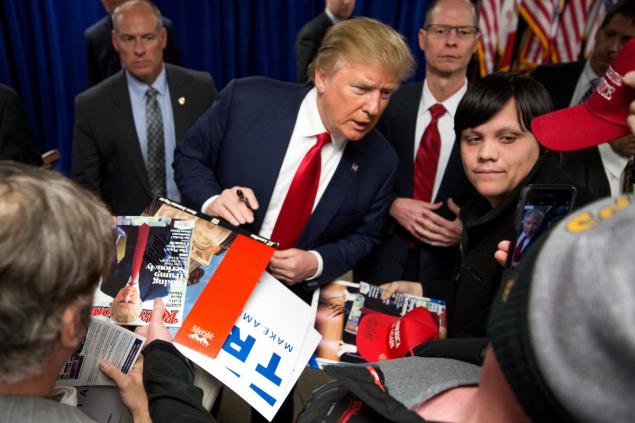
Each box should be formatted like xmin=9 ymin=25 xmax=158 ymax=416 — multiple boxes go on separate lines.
xmin=424 ymin=0 xmax=480 ymax=27
xmin=600 ymin=0 xmax=635 ymax=29
xmin=454 ymin=72 xmax=553 ymax=141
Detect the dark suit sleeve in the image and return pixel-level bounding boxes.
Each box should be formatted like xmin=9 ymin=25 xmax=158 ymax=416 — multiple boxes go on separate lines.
xmin=72 ymin=93 xmax=103 ymax=196
xmin=143 ymin=341 xmax=216 ymax=423
xmin=0 ymin=86 xmax=42 ymax=166
xmin=312 ymin=147 xmax=399 ymax=286
xmin=295 ymin=27 xmax=321 ymax=83
xmin=174 ymin=80 xmax=237 ymax=210
xmin=294 ymin=15 xmax=330 ymax=83
xmin=163 ymin=19 xmax=183 ymax=67
xmin=85 ymin=28 xmax=102 ymax=88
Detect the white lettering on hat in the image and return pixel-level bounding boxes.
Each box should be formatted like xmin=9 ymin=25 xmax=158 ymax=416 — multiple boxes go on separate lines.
xmin=605 ymin=66 xmax=623 ymax=87
xmin=389 ymin=320 xmax=401 ymax=349
xmin=597 ymin=78 xmax=616 ymax=101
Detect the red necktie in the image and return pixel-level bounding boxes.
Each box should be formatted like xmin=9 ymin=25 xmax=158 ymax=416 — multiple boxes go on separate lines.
xmin=270 ymin=132 xmax=331 ymax=250
xmin=129 ymin=223 xmax=149 ymax=286
xmin=512 ymin=235 xmax=525 ymax=263
xmin=413 ymin=104 xmax=446 ymax=202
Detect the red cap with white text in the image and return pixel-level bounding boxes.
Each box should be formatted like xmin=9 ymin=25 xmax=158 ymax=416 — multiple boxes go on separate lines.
xmin=531 ymin=38 xmax=635 ymax=151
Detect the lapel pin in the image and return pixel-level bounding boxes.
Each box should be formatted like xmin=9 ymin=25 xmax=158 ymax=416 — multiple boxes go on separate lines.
xmin=178 ymin=97 xmax=186 ymax=105
xmin=351 ymin=162 xmax=359 ymax=173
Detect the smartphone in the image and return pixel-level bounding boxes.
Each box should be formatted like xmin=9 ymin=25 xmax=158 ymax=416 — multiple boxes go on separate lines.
xmin=506 ymin=184 xmax=577 ymax=268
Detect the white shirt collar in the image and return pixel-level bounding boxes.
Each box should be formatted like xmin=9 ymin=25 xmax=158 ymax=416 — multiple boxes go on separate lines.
xmin=324 ymin=8 xmax=340 ymax=24
xmin=420 ymin=78 xmax=468 ymax=118
xmin=296 ymin=87 xmax=346 ymax=149
xmin=598 ymin=142 xmax=630 ymax=181
xmin=125 ymin=64 xmax=167 ymax=98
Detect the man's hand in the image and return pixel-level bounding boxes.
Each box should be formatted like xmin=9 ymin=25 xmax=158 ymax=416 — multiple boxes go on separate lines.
xmin=390 ymin=197 xmax=462 ymax=247
xmin=413 ymin=198 xmax=462 ymax=247
xmin=625 ymin=71 xmax=635 ymax=135
xmin=100 ymin=357 xmax=151 ymax=423
xmin=204 ymin=186 xmax=259 ymax=226
xmin=379 ymin=280 xmax=423 ymax=300
xmin=135 ymin=298 xmax=173 ymax=346
xmin=494 ymin=240 xmax=511 ymax=267
xmin=269 ymin=248 xmax=318 ymax=285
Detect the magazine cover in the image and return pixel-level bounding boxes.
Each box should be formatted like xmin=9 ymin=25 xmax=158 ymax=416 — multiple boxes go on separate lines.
xmin=91 ymin=216 xmax=193 ymax=327
xmin=143 ymin=197 xmax=275 ymax=358
xmin=313 ymin=281 xmax=447 ymax=365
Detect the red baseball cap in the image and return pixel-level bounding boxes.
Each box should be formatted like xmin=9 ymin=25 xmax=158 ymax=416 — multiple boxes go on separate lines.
xmin=531 ymin=38 xmax=635 ymax=151
xmin=355 ymin=307 xmax=439 ymax=362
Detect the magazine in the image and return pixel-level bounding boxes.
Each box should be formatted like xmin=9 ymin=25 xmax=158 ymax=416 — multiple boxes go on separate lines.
xmin=175 ymin=271 xmax=321 ymax=422
xmin=91 ymin=216 xmax=194 ymax=327
xmin=313 ymin=281 xmax=447 ymax=366
xmin=56 ymin=318 xmax=145 ymax=387
xmin=143 ymin=197 xmax=275 ymax=358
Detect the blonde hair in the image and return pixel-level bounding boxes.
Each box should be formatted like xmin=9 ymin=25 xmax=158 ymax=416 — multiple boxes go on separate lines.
xmin=308 ymin=17 xmax=415 ymax=83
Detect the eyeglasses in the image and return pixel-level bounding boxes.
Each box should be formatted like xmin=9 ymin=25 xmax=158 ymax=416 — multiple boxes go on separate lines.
xmin=424 ymin=24 xmax=479 ymax=39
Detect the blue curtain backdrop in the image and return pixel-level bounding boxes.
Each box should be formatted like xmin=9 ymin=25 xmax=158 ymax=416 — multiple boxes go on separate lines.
xmin=0 ymin=0 xmax=431 ymax=174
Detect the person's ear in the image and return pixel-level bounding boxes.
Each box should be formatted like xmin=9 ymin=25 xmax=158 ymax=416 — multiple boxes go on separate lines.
xmin=314 ymin=67 xmax=329 ymax=94
xmin=59 ymin=304 xmax=86 ymax=349
xmin=111 ymin=30 xmax=120 ymax=53
xmin=418 ymin=28 xmax=426 ymax=52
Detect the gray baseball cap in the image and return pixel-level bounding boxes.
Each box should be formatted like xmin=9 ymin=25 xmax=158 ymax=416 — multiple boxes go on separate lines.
xmin=489 ymin=194 xmax=635 ymax=422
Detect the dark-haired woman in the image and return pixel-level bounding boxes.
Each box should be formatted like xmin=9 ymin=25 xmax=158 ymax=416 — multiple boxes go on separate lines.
xmin=381 ymin=72 xmax=590 ymax=338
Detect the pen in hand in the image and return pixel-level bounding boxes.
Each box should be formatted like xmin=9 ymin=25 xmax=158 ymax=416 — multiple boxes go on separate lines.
xmin=236 ymin=189 xmax=253 ymax=210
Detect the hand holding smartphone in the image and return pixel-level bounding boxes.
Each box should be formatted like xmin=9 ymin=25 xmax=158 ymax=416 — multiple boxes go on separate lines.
xmin=506 ymin=184 xmax=577 ymax=268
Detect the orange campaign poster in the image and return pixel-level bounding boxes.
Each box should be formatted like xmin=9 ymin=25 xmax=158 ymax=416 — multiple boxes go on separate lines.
xmin=174 ymin=235 xmax=274 ymax=358
xmin=143 ymin=197 xmax=276 ymax=359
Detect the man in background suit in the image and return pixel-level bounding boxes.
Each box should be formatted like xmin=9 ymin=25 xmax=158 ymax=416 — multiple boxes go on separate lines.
xmin=295 ymin=0 xmax=355 ymax=83
xmin=532 ymin=1 xmax=635 ymax=110
xmin=175 ymin=18 xmax=415 ymax=302
xmin=0 ymin=84 xmax=42 ymax=166
xmin=355 ymin=0 xmax=478 ymax=300
xmin=85 ymin=0 xmax=182 ymax=87
xmin=533 ymin=1 xmax=635 ymax=201
xmin=73 ymin=0 xmax=216 ymax=216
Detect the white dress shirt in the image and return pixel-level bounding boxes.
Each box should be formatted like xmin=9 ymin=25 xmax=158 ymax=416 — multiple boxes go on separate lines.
xmin=570 ymin=60 xmax=600 ymax=106
xmin=598 ymin=143 xmax=631 ymax=197
xmin=413 ymin=79 xmax=468 ymax=201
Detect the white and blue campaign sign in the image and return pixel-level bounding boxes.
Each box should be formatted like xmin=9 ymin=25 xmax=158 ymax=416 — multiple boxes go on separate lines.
xmin=175 ymin=271 xmax=321 ymax=421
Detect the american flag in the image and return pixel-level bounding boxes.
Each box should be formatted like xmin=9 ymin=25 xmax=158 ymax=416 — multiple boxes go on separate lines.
xmin=477 ymin=0 xmax=521 ymax=76
xmin=555 ymin=0 xmax=594 ymax=62
xmin=517 ymin=0 xmax=561 ymax=71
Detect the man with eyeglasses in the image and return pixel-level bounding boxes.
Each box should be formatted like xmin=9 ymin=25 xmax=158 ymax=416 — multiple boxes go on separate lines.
xmin=355 ymin=0 xmax=480 ymax=302
xmin=73 ymin=0 xmax=216 ymax=215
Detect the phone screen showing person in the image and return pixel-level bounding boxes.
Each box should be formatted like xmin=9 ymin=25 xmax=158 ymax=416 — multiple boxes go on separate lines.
xmin=506 ymin=184 xmax=577 ymax=268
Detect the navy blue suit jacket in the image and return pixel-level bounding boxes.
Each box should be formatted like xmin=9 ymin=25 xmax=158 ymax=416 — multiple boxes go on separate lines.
xmin=174 ymin=77 xmax=398 ymax=294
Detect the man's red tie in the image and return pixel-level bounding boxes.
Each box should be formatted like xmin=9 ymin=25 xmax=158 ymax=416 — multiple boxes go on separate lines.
xmin=129 ymin=223 xmax=149 ymax=286
xmin=270 ymin=132 xmax=331 ymax=250
xmin=413 ymin=103 xmax=446 ymax=202
xmin=512 ymin=235 xmax=525 ymax=264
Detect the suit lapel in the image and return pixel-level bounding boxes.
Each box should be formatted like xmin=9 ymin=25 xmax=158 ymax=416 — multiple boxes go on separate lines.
xmin=392 ymin=84 xmax=422 ymax=197
xmin=434 ymin=138 xmax=463 ymax=202
xmin=251 ymin=85 xmax=312 ymax=231
xmin=165 ymin=65 xmax=188 ymax=144
xmin=111 ymin=73 xmax=153 ymax=197
xmin=296 ymin=142 xmax=357 ymax=247
xmin=588 ymin=147 xmax=612 ymax=197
